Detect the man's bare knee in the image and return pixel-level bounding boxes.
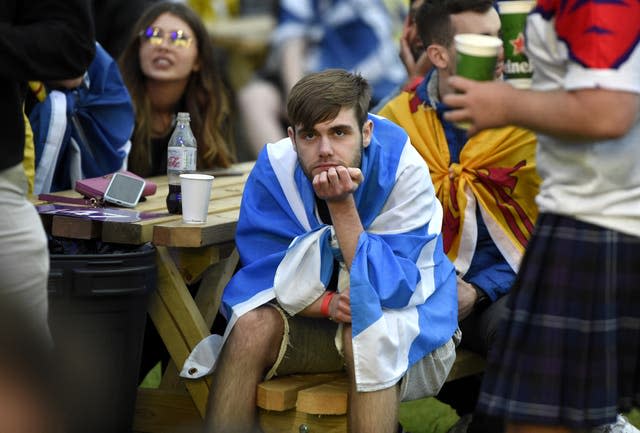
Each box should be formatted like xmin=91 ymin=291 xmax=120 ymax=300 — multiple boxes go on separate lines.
xmin=226 ymin=306 xmax=284 ymax=362
xmin=341 ymin=324 xmax=354 ymax=373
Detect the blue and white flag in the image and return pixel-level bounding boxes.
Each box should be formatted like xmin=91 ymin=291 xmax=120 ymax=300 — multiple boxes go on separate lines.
xmin=30 ymin=42 xmax=133 ymax=193
xmin=182 ymin=115 xmax=457 ymax=391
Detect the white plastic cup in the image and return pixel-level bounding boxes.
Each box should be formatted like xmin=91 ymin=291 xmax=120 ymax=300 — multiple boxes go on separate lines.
xmin=180 ymin=173 xmax=214 ymax=224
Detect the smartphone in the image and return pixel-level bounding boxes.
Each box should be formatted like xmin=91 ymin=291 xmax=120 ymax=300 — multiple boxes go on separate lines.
xmin=103 ymin=172 xmax=146 ymax=207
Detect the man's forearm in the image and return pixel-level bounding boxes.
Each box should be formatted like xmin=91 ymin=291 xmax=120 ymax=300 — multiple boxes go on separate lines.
xmin=327 ymin=196 xmax=363 ymax=270
xmin=299 ymin=290 xmax=332 ymax=318
xmin=444 ymin=78 xmax=639 ymax=139
xmin=505 ymin=87 xmax=639 ymax=140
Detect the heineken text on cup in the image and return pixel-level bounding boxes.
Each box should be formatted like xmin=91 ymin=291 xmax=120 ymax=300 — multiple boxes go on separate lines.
xmin=498 ymin=0 xmax=535 ymax=89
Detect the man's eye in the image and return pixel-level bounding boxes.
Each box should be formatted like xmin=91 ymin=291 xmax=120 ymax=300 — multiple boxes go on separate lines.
xmin=334 ymin=129 xmax=345 ymax=136
xmin=304 ymin=133 xmax=316 ymax=140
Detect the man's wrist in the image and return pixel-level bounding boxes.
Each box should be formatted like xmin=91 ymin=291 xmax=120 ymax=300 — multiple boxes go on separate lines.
xmin=324 ymin=192 xmax=355 ymax=204
xmin=471 ymin=284 xmax=491 ymax=312
xmin=320 ymin=291 xmax=335 ymax=317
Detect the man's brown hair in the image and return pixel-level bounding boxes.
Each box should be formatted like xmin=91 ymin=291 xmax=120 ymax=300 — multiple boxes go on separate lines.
xmin=416 ymin=0 xmax=495 ymax=48
xmin=287 ymin=69 xmax=371 ymax=133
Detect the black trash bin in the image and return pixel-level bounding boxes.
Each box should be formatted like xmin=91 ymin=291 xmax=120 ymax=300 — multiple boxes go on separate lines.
xmin=47 ymin=239 xmax=157 ymax=433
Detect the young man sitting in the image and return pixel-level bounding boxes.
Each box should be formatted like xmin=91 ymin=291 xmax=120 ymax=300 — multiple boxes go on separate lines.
xmin=186 ymin=69 xmax=460 ymax=433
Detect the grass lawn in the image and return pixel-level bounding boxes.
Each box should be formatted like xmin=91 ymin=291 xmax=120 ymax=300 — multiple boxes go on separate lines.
xmin=399 ymin=399 xmax=640 ymax=433
xmin=142 ymin=362 xmax=640 ymax=433
xmin=399 ymin=397 xmax=458 ymax=433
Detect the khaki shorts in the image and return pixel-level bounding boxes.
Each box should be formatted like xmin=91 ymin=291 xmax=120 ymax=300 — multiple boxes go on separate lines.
xmin=0 ymin=164 xmax=50 ymax=345
xmin=265 ymin=304 xmax=461 ymax=402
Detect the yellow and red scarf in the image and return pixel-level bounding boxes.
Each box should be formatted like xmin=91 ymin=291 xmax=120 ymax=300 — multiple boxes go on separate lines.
xmin=379 ymin=89 xmax=540 ymax=273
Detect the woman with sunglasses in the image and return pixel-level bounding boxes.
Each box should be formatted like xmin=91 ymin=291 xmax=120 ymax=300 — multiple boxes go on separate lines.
xmin=120 ymin=1 xmax=236 ymax=383
xmin=119 ymin=1 xmax=235 ymax=177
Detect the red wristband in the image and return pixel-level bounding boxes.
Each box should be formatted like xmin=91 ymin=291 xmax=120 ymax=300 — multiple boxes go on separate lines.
xmin=320 ymin=291 xmax=335 ymax=317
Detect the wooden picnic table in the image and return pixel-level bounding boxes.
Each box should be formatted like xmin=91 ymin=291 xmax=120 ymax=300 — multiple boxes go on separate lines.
xmin=37 ymin=161 xmax=255 ymax=433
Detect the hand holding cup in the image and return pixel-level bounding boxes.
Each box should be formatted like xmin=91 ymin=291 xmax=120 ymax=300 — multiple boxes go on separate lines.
xmin=453 ymin=33 xmax=503 ymax=129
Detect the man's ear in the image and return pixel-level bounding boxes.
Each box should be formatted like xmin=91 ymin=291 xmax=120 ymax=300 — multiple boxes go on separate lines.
xmin=426 ymin=43 xmax=451 ymax=70
xmin=287 ymin=126 xmax=296 ymax=148
xmin=362 ymin=119 xmax=374 ymax=148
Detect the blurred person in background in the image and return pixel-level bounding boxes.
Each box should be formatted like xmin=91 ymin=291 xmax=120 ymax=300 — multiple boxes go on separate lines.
xmin=91 ymin=0 xmax=158 ymax=60
xmin=237 ymin=0 xmax=408 ymax=157
xmin=0 ymin=304 xmax=64 ymax=433
xmin=119 ymin=1 xmax=235 ymax=178
xmin=0 ymin=0 xmax=95 ymax=342
xmin=373 ymin=0 xmax=432 ymax=112
xmin=399 ymin=0 xmax=431 ymax=85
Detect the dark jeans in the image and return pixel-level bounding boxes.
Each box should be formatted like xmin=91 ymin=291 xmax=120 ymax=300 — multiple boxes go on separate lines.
xmin=436 ymin=294 xmax=509 ymax=433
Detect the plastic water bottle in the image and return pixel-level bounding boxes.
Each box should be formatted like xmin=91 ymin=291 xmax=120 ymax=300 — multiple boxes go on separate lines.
xmin=166 ymin=112 xmax=197 ymax=214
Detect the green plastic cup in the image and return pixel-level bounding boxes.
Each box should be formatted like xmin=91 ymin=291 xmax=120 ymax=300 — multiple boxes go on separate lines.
xmin=498 ymin=0 xmax=535 ymax=89
xmin=453 ymin=33 xmax=503 ymax=129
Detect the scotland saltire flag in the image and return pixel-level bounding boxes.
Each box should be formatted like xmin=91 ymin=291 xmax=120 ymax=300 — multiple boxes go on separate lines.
xmin=182 ymin=114 xmax=457 ymax=391
xmin=30 ymin=42 xmax=133 ymax=193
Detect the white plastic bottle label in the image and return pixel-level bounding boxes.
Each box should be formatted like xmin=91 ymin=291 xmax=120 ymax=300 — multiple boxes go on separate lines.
xmin=167 ymin=147 xmax=197 ymax=171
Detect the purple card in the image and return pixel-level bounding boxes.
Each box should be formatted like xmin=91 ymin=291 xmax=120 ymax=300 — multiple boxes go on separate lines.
xmin=37 ymin=204 xmax=144 ymax=222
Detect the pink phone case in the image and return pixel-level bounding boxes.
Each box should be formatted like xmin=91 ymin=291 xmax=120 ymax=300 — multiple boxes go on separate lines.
xmin=75 ymin=171 xmax=157 ymax=198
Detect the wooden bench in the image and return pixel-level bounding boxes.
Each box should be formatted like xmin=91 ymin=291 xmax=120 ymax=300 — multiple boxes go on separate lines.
xmin=133 ymin=347 xmax=485 ymax=433
xmin=257 ymin=349 xmax=486 ymax=433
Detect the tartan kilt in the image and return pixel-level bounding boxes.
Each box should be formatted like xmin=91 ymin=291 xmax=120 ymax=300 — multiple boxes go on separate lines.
xmin=477 ymin=213 xmax=640 ymax=429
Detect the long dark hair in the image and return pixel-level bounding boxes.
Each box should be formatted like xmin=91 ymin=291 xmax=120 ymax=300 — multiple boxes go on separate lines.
xmin=119 ymin=1 xmax=234 ymax=176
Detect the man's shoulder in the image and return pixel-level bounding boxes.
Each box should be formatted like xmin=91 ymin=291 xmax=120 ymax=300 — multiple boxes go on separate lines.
xmin=472 ymin=125 xmax=537 ymax=145
xmin=367 ymin=115 xmax=430 ymax=176
xmin=377 ymin=92 xmax=406 ymax=119
xmin=369 ymin=112 xmax=411 ymax=143
xmin=404 ymin=76 xmax=424 ymax=93
xmin=252 ymin=137 xmax=296 ymax=180
xmin=377 ymin=90 xmax=434 ymax=128
xmin=255 ymin=136 xmax=293 ymax=163
xmin=262 ymin=136 xmax=293 ymax=155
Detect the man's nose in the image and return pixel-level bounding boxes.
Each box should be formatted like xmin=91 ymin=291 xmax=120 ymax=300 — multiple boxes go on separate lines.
xmin=318 ymin=136 xmax=333 ymax=155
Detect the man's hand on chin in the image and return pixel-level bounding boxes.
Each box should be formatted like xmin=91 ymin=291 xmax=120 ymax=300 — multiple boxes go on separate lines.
xmin=313 ymin=166 xmax=363 ymax=202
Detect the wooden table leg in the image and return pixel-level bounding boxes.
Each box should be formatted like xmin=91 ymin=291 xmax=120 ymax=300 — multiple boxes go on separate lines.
xmin=144 ymin=247 xmax=213 ymax=415
xmin=135 ymin=245 xmax=238 ymax=432
xmin=194 ymin=248 xmax=238 ymax=328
